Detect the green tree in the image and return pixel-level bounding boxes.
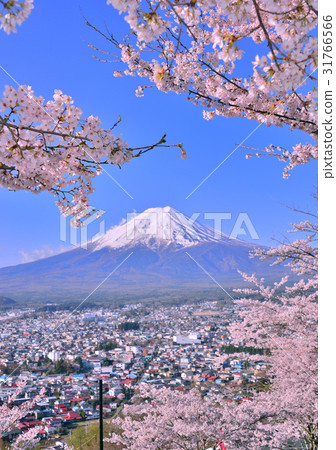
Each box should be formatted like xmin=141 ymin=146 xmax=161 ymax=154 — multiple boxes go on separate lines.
xmin=74 ymin=356 xmax=83 ymax=368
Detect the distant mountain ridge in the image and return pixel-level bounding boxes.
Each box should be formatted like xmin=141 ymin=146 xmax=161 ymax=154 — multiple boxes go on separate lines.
xmin=0 ymin=207 xmax=285 ymax=302
xmin=0 ymin=296 xmax=16 ymax=307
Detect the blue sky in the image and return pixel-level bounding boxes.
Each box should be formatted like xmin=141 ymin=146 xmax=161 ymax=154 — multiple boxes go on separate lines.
xmin=0 ymin=0 xmax=317 ymax=268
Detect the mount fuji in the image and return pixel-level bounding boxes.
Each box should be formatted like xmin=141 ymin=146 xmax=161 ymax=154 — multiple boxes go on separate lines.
xmin=0 ymin=207 xmax=284 ymax=303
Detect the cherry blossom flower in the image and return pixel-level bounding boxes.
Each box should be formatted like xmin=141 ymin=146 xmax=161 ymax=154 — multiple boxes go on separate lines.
xmin=0 ymin=0 xmax=34 ymax=34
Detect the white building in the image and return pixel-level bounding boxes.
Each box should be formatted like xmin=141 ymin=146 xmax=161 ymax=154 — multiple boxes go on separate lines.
xmin=48 ymin=350 xmax=61 ymax=362
xmin=109 ymin=385 xmax=122 ymax=397
xmin=173 ymin=333 xmax=201 ymax=345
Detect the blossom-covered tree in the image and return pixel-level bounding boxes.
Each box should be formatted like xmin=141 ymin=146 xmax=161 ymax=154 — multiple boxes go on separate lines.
xmin=92 ymin=0 xmax=317 ymax=175
xmin=106 ymin=386 xmax=225 ymax=449
xmin=229 ymin=214 xmax=318 ymax=449
xmin=106 ymin=384 xmax=284 ymax=450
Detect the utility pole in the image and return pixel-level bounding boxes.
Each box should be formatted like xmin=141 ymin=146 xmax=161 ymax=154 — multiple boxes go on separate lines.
xmin=99 ymin=379 xmax=103 ymax=450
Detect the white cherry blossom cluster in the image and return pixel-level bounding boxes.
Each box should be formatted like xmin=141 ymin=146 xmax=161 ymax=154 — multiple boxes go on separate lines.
xmin=108 ymin=0 xmax=170 ymax=43
xmin=0 ymin=85 xmax=132 ymax=221
xmin=107 ymin=384 xmax=289 ymax=449
xmin=246 ymin=142 xmax=318 ymax=178
xmin=105 ymin=0 xmax=317 ymax=171
xmin=0 ymin=0 xmax=34 ymax=34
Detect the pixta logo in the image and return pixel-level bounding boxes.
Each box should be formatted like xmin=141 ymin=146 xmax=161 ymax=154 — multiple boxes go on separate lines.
xmin=124 ymin=209 xmax=259 ymax=242
xmin=203 ymin=212 xmax=259 ymax=240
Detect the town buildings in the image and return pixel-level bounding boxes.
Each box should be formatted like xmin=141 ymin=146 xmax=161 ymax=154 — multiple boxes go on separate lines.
xmin=0 ymin=302 xmax=269 ymax=445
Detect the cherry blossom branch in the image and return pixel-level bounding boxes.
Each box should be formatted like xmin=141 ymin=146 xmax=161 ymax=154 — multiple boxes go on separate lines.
xmin=0 ymin=85 xmax=185 ymax=223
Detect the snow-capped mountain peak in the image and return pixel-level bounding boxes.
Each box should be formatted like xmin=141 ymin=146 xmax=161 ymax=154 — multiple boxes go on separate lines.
xmin=91 ymin=206 xmax=234 ymax=251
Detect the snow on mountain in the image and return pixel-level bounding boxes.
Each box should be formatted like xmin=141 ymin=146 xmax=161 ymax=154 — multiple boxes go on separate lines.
xmin=91 ymin=206 xmax=252 ymax=251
